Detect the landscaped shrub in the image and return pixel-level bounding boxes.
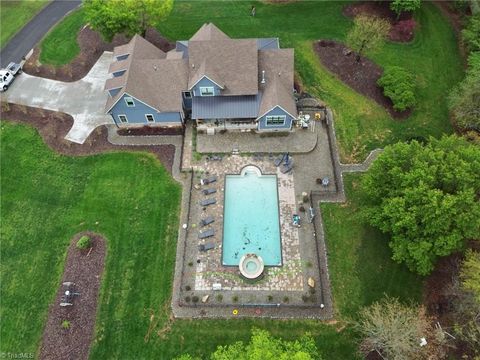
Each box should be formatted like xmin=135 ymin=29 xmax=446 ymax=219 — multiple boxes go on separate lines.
xmin=192 ymin=296 xmax=199 ymax=303
xmin=185 ymin=285 xmax=191 ymax=291
xmin=185 ymin=296 xmax=191 ymax=303
xmin=302 ymin=295 xmax=309 ymax=303
xmin=232 ymin=295 xmax=239 ymax=303
xmin=76 ymin=235 xmax=91 ymax=250
xmin=462 ymin=14 xmax=480 ymax=53
xmin=267 ymin=295 xmax=273 ymax=302
xmin=377 ymin=66 xmax=416 ymax=111
xmin=61 ymin=320 xmax=71 ymax=329
xmin=283 ymin=296 xmax=289 ymax=303
xmin=216 ymin=294 xmax=223 ymax=302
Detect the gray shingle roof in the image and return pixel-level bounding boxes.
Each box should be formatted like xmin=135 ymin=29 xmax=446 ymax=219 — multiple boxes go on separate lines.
xmin=188 ymin=39 xmax=258 ymax=96
xmin=192 ymin=95 xmax=261 ymax=119
xmin=257 ymin=49 xmax=297 ymax=118
xmin=190 ymin=23 xmax=230 ymax=41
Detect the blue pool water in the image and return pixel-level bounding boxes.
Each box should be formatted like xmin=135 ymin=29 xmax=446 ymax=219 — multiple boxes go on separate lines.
xmin=222 ymin=167 xmax=282 ymax=266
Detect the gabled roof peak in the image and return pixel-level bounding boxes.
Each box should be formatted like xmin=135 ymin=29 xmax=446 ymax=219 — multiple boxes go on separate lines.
xmin=190 ymin=23 xmax=230 ymax=41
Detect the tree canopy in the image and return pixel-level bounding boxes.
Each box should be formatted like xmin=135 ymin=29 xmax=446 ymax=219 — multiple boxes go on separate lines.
xmin=346 ymin=15 xmax=390 ymax=62
xmin=377 ymin=66 xmax=416 ymax=111
xmin=462 ymin=14 xmax=480 ymax=53
xmin=361 ymin=136 xmax=480 ymax=275
xmin=83 ymin=0 xmax=173 ymax=41
xmin=356 ymin=296 xmax=446 ymax=360
xmin=176 ymin=328 xmax=320 ymax=360
xmin=390 ymin=0 xmax=422 ymax=19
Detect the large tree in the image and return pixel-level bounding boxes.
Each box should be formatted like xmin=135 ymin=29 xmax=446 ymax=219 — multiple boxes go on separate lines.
xmin=83 ymin=0 xmax=173 ymax=41
xmin=347 ymin=15 xmax=390 ymax=62
xmin=461 ymin=14 xmax=480 ymax=53
xmin=390 ymin=0 xmax=422 ymax=20
xmin=362 ymin=136 xmax=480 ymax=275
xmin=356 ymin=297 xmax=447 ymax=360
xmin=176 ymin=328 xmax=320 ymax=360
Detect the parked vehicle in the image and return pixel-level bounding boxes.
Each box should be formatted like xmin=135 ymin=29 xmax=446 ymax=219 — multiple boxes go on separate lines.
xmin=0 ymin=62 xmax=22 ymax=91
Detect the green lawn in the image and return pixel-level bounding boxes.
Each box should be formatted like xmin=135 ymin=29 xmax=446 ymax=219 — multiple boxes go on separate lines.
xmin=0 ymin=122 xmax=181 ymax=356
xmin=38 ymin=1 xmax=462 ymax=162
xmin=321 ymin=174 xmax=422 ymax=318
xmin=0 ymin=0 xmax=49 ymax=48
xmin=39 ymin=8 xmax=84 ymax=66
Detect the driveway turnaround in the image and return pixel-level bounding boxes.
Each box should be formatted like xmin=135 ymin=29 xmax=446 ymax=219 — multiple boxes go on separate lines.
xmin=0 ymin=0 xmax=81 ymax=67
xmin=0 ymin=52 xmax=113 ymax=144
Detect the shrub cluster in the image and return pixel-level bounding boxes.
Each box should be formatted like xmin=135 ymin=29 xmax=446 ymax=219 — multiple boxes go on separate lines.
xmin=76 ymin=235 xmax=91 ymax=250
xmin=377 ymin=66 xmax=416 ymax=111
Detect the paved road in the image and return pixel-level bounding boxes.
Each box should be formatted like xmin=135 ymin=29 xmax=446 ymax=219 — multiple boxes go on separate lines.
xmin=0 ymin=0 xmax=81 ymax=67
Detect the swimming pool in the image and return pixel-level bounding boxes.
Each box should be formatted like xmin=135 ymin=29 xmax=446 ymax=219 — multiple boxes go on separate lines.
xmin=222 ymin=166 xmax=282 ymax=266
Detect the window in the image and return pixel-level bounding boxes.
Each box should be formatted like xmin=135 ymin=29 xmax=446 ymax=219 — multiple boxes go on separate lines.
xmin=145 ymin=114 xmax=155 ymax=122
xmin=118 ymin=114 xmax=128 ymax=123
xmin=124 ymin=97 xmax=135 ymax=107
xmin=183 ymin=91 xmax=192 ymax=98
xmin=266 ymin=115 xmax=286 ymax=126
xmin=199 ymin=87 xmax=214 ymax=96
xmin=116 ymin=54 xmax=129 ymax=61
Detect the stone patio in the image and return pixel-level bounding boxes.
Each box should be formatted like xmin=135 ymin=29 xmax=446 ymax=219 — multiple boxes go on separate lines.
xmin=190 ymin=156 xmax=303 ymax=292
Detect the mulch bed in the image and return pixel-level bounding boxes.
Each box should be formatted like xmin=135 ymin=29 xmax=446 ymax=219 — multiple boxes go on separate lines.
xmin=1 ymin=102 xmax=175 ymax=173
xmin=39 ymin=232 xmax=106 ymax=360
xmin=118 ymin=125 xmax=184 ymax=137
xmin=343 ymin=1 xmax=416 ymax=43
xmin=23 ymin=26 xmax=175 ymax=82
xmin=314 ymin=40 xmax=411 ymax=119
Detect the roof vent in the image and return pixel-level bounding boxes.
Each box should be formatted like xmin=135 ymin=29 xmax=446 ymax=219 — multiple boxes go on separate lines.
xmin=192 ymin=63 xmax=195 ymax=68
xmin=153 ymin=65 xmax=157 ymax=71
xmin=261 ymin=70 xmax=266 ymax=84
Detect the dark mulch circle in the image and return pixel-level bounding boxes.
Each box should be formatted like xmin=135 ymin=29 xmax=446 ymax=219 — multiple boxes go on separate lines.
xmin=1 ymin=103 xmax=175 ymax=173
xmin=117 ymin=125 xmax=184 ymax=137
xmin=314 ymin=40 xmax=411 ymax=119
xmin=23 ymin=26 xmax=175 ymax=82
xmin=39 ymin=232 xmax=106 ymax=360
xmin=343 ymin=1 xmax=416 ymax=43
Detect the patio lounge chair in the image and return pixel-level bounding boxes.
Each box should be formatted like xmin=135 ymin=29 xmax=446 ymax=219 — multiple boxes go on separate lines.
xmin=199 ymin=242 xmax=215 ymax=251
xmin=281 ymin=163 xmax=293 ymax=174
xmin=201 ymin=176 xmax=217 ymax=185
xmin=202 ymin=188 xmax=217 ymax=195
xmin=274 ymin=154 xmax=285 ymax=167
xmin=199 ymin=198 xmax=216 ymax=206
xmin=200 ymin=216 xmax=214 ymax=227
xmin=198 ymin=228 xmax=215 ymax=239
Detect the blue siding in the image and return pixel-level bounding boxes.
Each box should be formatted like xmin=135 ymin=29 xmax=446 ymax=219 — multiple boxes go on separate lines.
xmin=109 ymin=94 xmax=182 ymax=125
xmin=191 ymin=77 xmax=222 ymax=97
xmin=257 ymin=106 xmax=294 ymax=131
xmin=112 ymin=70 xmax=126 ymax=77
xmin=183 ymin=92 xmax=192 ymax=110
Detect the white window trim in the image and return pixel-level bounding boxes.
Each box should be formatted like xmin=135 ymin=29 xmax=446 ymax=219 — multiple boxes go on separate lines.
xmin=265 ymin=115 xmax=286 ymax=126
xmin=145 ymin=114 xmax=155 ymax=123
xmin=124 ymin=97 xmax=135 ymax=107
xmin=199 ymin=86 xmax=214 ymax=96
xmin=118 ymin=114 xmax=128 ymax=123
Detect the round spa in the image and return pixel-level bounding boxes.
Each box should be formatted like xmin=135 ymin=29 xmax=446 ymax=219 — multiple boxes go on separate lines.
xmin=239 ymin=253 xmax=264 ymax=280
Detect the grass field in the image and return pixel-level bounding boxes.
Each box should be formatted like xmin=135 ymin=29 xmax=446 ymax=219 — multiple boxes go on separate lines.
xmin=321 ymin=174 xmax=422 ymax=318
xmin=0 ymin=122 xmax=181 ymax=356
xmin=0 ymin=0 xmax=49 ymax=48
xmin=39 ymin=8 xmax=84 ymax=66
xmin=0 ymin=122 xmax=422 ymax=359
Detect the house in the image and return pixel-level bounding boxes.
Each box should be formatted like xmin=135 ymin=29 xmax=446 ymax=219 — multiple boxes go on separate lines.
xmin=104 ymin=23 xmax=297 ymax=133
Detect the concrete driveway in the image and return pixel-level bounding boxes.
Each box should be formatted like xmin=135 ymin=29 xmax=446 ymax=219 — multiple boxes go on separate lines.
xmin=0 ymin=52 xmax=113 ymax=144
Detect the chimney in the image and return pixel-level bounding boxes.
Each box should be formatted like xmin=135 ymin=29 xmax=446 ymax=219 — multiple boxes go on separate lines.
xmin=261 ymin=70 xmax=266 ymax=84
